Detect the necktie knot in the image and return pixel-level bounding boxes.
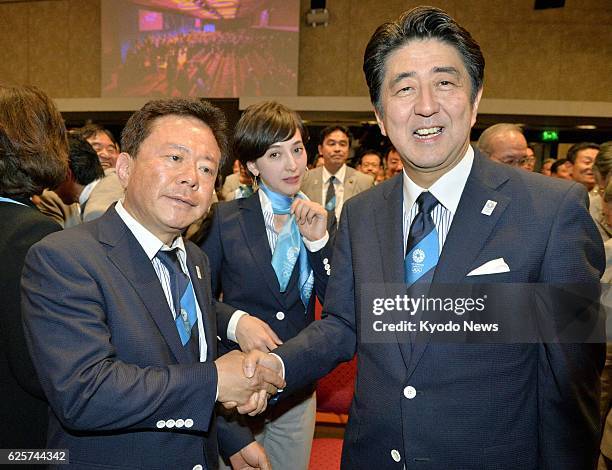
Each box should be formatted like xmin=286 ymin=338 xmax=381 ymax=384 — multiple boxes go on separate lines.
xmin=416 ymin=191 xmax=438 ymax=215
xmin=156 ymin=248 xmax=183 ymax=274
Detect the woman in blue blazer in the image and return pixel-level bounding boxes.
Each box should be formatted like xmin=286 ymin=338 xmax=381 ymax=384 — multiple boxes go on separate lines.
xmin=200 ymin=101 xmax=331 ymax=470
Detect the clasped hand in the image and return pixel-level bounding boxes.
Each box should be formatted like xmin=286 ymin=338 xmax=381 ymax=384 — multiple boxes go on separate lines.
xmin=215 ymin=350 xmax=285 ymax=415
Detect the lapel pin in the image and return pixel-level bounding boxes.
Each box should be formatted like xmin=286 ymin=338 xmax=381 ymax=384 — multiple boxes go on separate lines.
xmin=195 ymin=266 xmax=202 ymax=279
xmin=481 ymin=200 xmax=497 ymax=216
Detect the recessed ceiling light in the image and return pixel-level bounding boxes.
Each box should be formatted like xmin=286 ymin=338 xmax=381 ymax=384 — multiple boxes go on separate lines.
xmin=576 ymin=125 xmax=597 ymax=130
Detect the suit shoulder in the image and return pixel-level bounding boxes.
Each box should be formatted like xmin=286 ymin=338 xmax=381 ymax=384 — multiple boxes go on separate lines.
xmin=344 ymin=175 xmax=393 ymax=210
xmin=303 ymin=166 xmax=322 ymax=183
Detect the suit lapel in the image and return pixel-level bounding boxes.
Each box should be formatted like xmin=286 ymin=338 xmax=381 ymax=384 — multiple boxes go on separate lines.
xmin=185 ymin=244 xmax=215 ymax=361
xmin=344 ymin=167 xmax=357 ymax=200
xmin=100 ymin=209 xmax=193 ymax=364
xmin=374 ymin=175 xmax=413 ymax=368
xmin=238 ymin=195 xmax=289 ymax=308
xmin=406 ymin=153 xmax=511 ymax=378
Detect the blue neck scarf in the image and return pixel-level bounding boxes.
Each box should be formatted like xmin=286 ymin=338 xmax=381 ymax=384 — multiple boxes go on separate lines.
xmin=259 ymin=182 xmax=314 ymax=307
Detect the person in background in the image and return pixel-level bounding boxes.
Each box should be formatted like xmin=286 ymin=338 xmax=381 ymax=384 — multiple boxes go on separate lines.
xmin=592 ymin=142 xmax=612 ymax=242
xmin=79 ymin=123 xmax=121 ymax=171
xmin=200 ymin=101 xmax=332 ymax=470
xmin=300 ymin=125 xmax=373 ymax=227
xmin=551 ymin=158 xmax=573 ymax=180
xmin=522 ymin=146 xmax=536 ymax=172
xmin=541 ymin=158 xmax=555 ymax=176
xmin=567 ymin=142 xmax=600 ymax=192
xmin=356 ymin=149 xmax=383 ymax=181
xmin=0 ymin=85 xmax=68 ymax=455
xmin=477 ymin=123 xmax=529 ymax=168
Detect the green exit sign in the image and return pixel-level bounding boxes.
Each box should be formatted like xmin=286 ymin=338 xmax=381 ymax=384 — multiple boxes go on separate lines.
xmin=541 ymin=130 xmax=559 ymax=141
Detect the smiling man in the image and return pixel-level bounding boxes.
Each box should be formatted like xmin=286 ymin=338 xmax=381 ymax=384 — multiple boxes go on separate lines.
xmin=300 ymin=125 xmax=373 ymax=225
xmin=246 ymin=7 xmax=605 ymax=469
xmin=21 ymin=98 xmax=283 ymax=470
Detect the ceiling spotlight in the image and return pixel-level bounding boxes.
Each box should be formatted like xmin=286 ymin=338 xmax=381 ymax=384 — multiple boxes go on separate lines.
xmin=575 ymin=124 xmax=597 ymax=130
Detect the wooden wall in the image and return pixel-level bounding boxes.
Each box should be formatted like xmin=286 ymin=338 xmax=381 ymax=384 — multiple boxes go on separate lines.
xmin=0 ymin=0 xmax=609 ymax=102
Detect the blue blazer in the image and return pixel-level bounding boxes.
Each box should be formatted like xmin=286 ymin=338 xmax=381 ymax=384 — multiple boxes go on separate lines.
xmin=275 ymin=151 xmax=605 ymax=470
xmin=21 ymin=206 xmax=250 ymax=470
xmin=201 ymin=193 xmax=331 ymax=349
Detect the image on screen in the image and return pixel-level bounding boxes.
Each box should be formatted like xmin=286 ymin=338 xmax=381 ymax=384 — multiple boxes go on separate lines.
xmin=102 ymin=0 xmax=299 ymax=98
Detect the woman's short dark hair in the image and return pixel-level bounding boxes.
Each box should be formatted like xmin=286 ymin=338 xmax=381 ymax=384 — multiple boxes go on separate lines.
xmin=233 ymin=101 xmax=308 ymax=172
xmin=0 ymin=85 xmax=68 ymax=198
xmin=363 ymin=6 xmax=485 ymax=115
xmin=121 ymin=98 xmax=229 ymax=168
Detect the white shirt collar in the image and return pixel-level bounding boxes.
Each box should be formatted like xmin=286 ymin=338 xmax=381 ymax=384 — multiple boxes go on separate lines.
xmin=402 ymin=145 xmax=474 ymax=214
xmin=79 ymin=179 xmax=101 ymax=206
xmin=114 ymin=200 xmax=185 ymax=261
xmin=322 ymin=164 xmax=347 ymax=184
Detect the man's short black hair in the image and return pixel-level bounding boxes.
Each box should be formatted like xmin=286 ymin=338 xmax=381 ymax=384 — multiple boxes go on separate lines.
xmin=566 ymin=142 xmax=600 ymax=164
xmin=68 ymin=134 xmax=104 ymax=186
xmin=551 ymin=158 xmax=570 ymax=174
xmin=319 ymin=125 xmax=352 ymax=148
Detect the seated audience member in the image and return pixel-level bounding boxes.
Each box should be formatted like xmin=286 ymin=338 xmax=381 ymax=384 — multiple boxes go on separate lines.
xmin=79 ymin=123 xmax=120 ymax=170
xmin=313 ymin=155 xmax=325 ymax=168
xmin=522 ymin=146 xmax=536 ymax=172
xmin=356 ymin=149 xmax=383 ymax=181
xmin=375 ymin=165 xmax=386 ymax=184
xmin=551 ymin=158 xmax=573 ymax=180
xmin=20 ymin=97 xmax=282 ymax=469
xmin=592 ymin=142 xmax=612 ymax=241
xmin=567 ymin=142 xmax=600 ymax=192
xmin=200 ymin=101 xmax=331 ymax=470
xmin=477 ymin=123 xmax=529 ymax=168
xmin=0 ymin=85 xmax=68 ymax=451
xmin=300 ymin=125 xmax=373 ymax=226
xmin=541 ymin=158 xmax=555 ymax=176
xmin=384 ymin=145 xmax=403 ymax=178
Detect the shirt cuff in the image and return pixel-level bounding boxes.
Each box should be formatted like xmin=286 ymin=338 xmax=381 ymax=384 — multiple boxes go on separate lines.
xmin=269 ymin=353 xmax=286 ymax=383
xmin=303 ymin=231 xmax=329 ymax=252
xmin=227 ymin=310 xmax=249 ymax=343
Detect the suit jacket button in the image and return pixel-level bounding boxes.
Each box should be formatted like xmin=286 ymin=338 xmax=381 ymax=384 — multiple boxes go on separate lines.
xmin=185 ymin=419 xmax=194 ymax=428
xmin=391 ymin=449 xmax=401 ymax=462
xmin=193 ymin=465 xmax=203 ymax=470
xmin=175 ymin=419 xmax=185 ymax=428
xmin=403 ymin=385 xmax=417 ymax=399
xmin=165 ymin=419 xmax=175 ymax=428
xmin=323 ymin=258 xmax=329 ymax=264
xmin=156 ymin=420 xmax=166 ymax=429
xmin=276 ymin=311 xmax=285 ymax=321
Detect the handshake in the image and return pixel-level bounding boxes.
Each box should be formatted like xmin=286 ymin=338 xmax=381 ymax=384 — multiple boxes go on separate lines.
xmin=215 ymin=350 xmax=284 ymax=415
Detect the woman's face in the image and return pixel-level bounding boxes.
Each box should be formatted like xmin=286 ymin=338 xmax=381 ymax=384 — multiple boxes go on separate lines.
xmin=247 ymin=130 xmax=307 ymax=196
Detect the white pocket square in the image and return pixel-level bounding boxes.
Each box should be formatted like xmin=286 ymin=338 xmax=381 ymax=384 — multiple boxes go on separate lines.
xmin=467 ymin=258 xmax=510 ymax=276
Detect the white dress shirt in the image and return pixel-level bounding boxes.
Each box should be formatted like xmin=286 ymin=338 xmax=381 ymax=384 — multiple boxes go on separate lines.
xmin=114 ymin=200 xmax=208 ymax=362
xmin=402 ymin=145 xmax=474 ymax=254
xmin=322 ymin=164 xmax=347 ymax=220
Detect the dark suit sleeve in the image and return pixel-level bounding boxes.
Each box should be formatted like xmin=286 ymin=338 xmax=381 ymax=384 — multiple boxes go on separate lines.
xmin=275 ymin=202 xmax=357 ymax=394
xmin=1 ymin=215 xmax=60 ymax=400
xmin=21 ymin=239 xmax=218 ymax=433
xmin=537 ymin=183 xmax=605 ymax=469
xmin=306 ymin=237 xmax=333 ymax=303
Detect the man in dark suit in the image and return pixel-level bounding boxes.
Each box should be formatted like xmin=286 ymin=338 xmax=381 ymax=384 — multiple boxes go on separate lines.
xmin=247 ymin=7 xmax=605 ymax=469
xmin=21 ymin=98 xmax=283 ymax=469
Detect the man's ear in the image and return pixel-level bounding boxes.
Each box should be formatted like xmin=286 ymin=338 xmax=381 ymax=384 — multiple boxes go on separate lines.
xmin=374 ymin=108 xmax=387 ymax=136
xmin=115 ymin=152 xmax=132 ymax=190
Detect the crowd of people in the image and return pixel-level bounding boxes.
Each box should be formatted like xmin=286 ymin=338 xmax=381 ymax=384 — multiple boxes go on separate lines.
xmin=1 ymin=5 xmax=611 ymax=470
xmin=106 ymin=29 xmax=297 ymax=97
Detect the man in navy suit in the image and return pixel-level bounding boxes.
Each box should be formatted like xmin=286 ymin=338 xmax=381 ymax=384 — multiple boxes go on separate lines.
xmin=21 ymin=98 xmax=283 ymax=469
xmin=247 ymin=7 xmax=605 ymax=469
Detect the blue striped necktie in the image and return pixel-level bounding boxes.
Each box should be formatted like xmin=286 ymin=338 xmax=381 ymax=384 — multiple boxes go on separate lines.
xmin=156 ymin=248 xmax=198 ymax=349
xmin=404 ymin=192 xmax=439 ymax=286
